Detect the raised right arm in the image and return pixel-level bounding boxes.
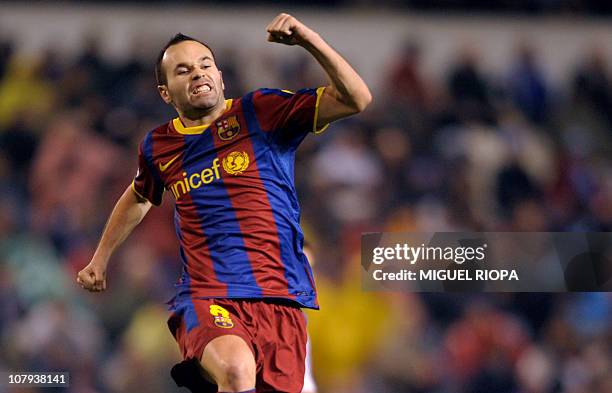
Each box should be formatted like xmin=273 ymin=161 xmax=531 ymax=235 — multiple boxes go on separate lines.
xmin=77 ymin=185 xmax=152 ymax=292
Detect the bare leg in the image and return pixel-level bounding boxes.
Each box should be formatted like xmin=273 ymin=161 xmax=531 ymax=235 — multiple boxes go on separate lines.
xmin=200 ymin=335 xmax=256 ymax=392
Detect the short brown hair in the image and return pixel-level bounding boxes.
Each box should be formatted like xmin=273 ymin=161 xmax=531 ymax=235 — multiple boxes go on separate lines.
xmin=155 ymin=33 xmax=216 ymax=86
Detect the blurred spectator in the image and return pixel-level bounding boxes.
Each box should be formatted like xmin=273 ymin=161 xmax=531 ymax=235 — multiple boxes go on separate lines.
xmin=103 ymin=304 xmax=181 ymax=393
xmin=384 ymin=39 xmax=436 ymax=143
xmin=306 ymin=253 xmax=396 ymax=393
xmin=447 ymin=46 xmax=494 ymax=124
xmin=495 ymin=162 xmax=541 ymax=219
xmin=0 ymin=37 xmax=15 ymax=80
xmin=443 ymin=300 xmax=529 ymax=385
xmin=572 ymin=46 xmax=612 ymax=130
xmin=515 ymin=345 xmax=559 ymax=393
xmin=29 ymin=113 xmax=125 ymax=252
xmin=386 ymin=39 xmax=430 ymax=111
xmin=0 ymin=56 xmax=55 ymax=129
xmin=311 ymin=126 xmax=383 ymax=226
xmin=507 ymin=42 xmax=550 ymax=124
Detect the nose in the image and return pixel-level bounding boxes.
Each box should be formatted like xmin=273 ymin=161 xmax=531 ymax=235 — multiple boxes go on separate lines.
xmin=192 ymin=70 xmax=205 ymax=80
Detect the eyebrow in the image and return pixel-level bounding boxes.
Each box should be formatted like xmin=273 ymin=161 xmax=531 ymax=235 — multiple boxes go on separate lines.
xmin=174 ymin=56 xmax=213 ymax=70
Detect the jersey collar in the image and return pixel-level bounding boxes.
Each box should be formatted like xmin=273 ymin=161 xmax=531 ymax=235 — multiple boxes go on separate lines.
xmin=172 ymin=99 xmax=233 ymax=135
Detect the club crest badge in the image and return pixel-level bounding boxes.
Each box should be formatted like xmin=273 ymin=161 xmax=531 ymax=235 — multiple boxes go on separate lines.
xmin=222 ymin=151 xmax=250 ymax=175
xmin=209 ymin=305 xmax=234 ymax=329
xmin=216 ymin=116 xmax=241 ymax=141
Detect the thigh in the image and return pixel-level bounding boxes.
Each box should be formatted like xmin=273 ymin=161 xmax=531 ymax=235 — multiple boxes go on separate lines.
xmin=201 ymin=334 xmax=257 ymax=384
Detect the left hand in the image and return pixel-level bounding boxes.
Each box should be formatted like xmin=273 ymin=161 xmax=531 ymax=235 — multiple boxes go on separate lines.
xmin=266 ymin=13 xmax=314 ymax=46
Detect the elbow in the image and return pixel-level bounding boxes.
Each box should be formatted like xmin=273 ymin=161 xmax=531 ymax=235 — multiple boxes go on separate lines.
xmin=353 ymin=88 xmax=372 ymax=113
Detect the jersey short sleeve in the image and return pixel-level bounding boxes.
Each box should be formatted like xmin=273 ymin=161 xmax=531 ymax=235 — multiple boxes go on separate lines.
xmin=252 ymin=87 xmax=329 ymax=148
xmin=131 ymin=141 xmax=164 ymax=206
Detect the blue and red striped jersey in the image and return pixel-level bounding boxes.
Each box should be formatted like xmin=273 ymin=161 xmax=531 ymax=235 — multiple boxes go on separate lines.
xmin=132 ymin=87 xmax=328 ymax=310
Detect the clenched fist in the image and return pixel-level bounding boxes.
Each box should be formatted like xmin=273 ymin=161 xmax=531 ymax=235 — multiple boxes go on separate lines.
xmin=77 ymin=260 xmax=107 ymax=292
xmin=266 ymin=13 xmax=315 ymax=46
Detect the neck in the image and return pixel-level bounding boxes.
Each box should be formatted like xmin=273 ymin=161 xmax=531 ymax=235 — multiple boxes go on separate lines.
xmin=178 ymin=99 xmax=227 ymax=127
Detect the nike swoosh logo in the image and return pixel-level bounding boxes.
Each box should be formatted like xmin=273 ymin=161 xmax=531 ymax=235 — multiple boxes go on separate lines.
xmin=159 ymin=154 xmax=180 ymax=172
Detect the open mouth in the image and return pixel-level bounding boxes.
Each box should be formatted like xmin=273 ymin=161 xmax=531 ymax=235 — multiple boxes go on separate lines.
xmin=191 ymin=83 xmax=212 ymax=95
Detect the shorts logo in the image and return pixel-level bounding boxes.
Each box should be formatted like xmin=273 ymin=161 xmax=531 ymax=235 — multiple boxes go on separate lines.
xmin=209 ymin=305 xmax=234 ymax=329
xmin=222 ymin=151 xmax=250 ymax=175
xmin=216 ymin=116 xmax=241 ymax=141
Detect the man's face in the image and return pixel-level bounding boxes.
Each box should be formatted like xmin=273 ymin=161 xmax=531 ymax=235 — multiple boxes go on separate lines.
xmin=158 ymin=41 xmax=224 ymax=117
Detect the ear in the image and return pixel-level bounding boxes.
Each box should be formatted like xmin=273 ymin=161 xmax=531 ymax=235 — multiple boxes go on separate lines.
xmin=158 ymin=85 xmax=172 ymax=104
xmin=219 ymin=70 xmax=225 ymax=91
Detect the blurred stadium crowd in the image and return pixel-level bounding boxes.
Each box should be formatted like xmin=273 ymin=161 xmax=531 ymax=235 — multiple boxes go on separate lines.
xmin=0 ymin=17 xmax=611 ymax=393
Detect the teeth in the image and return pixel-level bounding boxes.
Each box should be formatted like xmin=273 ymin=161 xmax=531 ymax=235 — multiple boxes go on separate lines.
xmin=193 ymin=85 xmax=211 ymax=94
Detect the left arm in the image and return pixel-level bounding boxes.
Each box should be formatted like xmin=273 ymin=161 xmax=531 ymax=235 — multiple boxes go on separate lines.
xmin=266 ymin=13 xmax=372 ymax=128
